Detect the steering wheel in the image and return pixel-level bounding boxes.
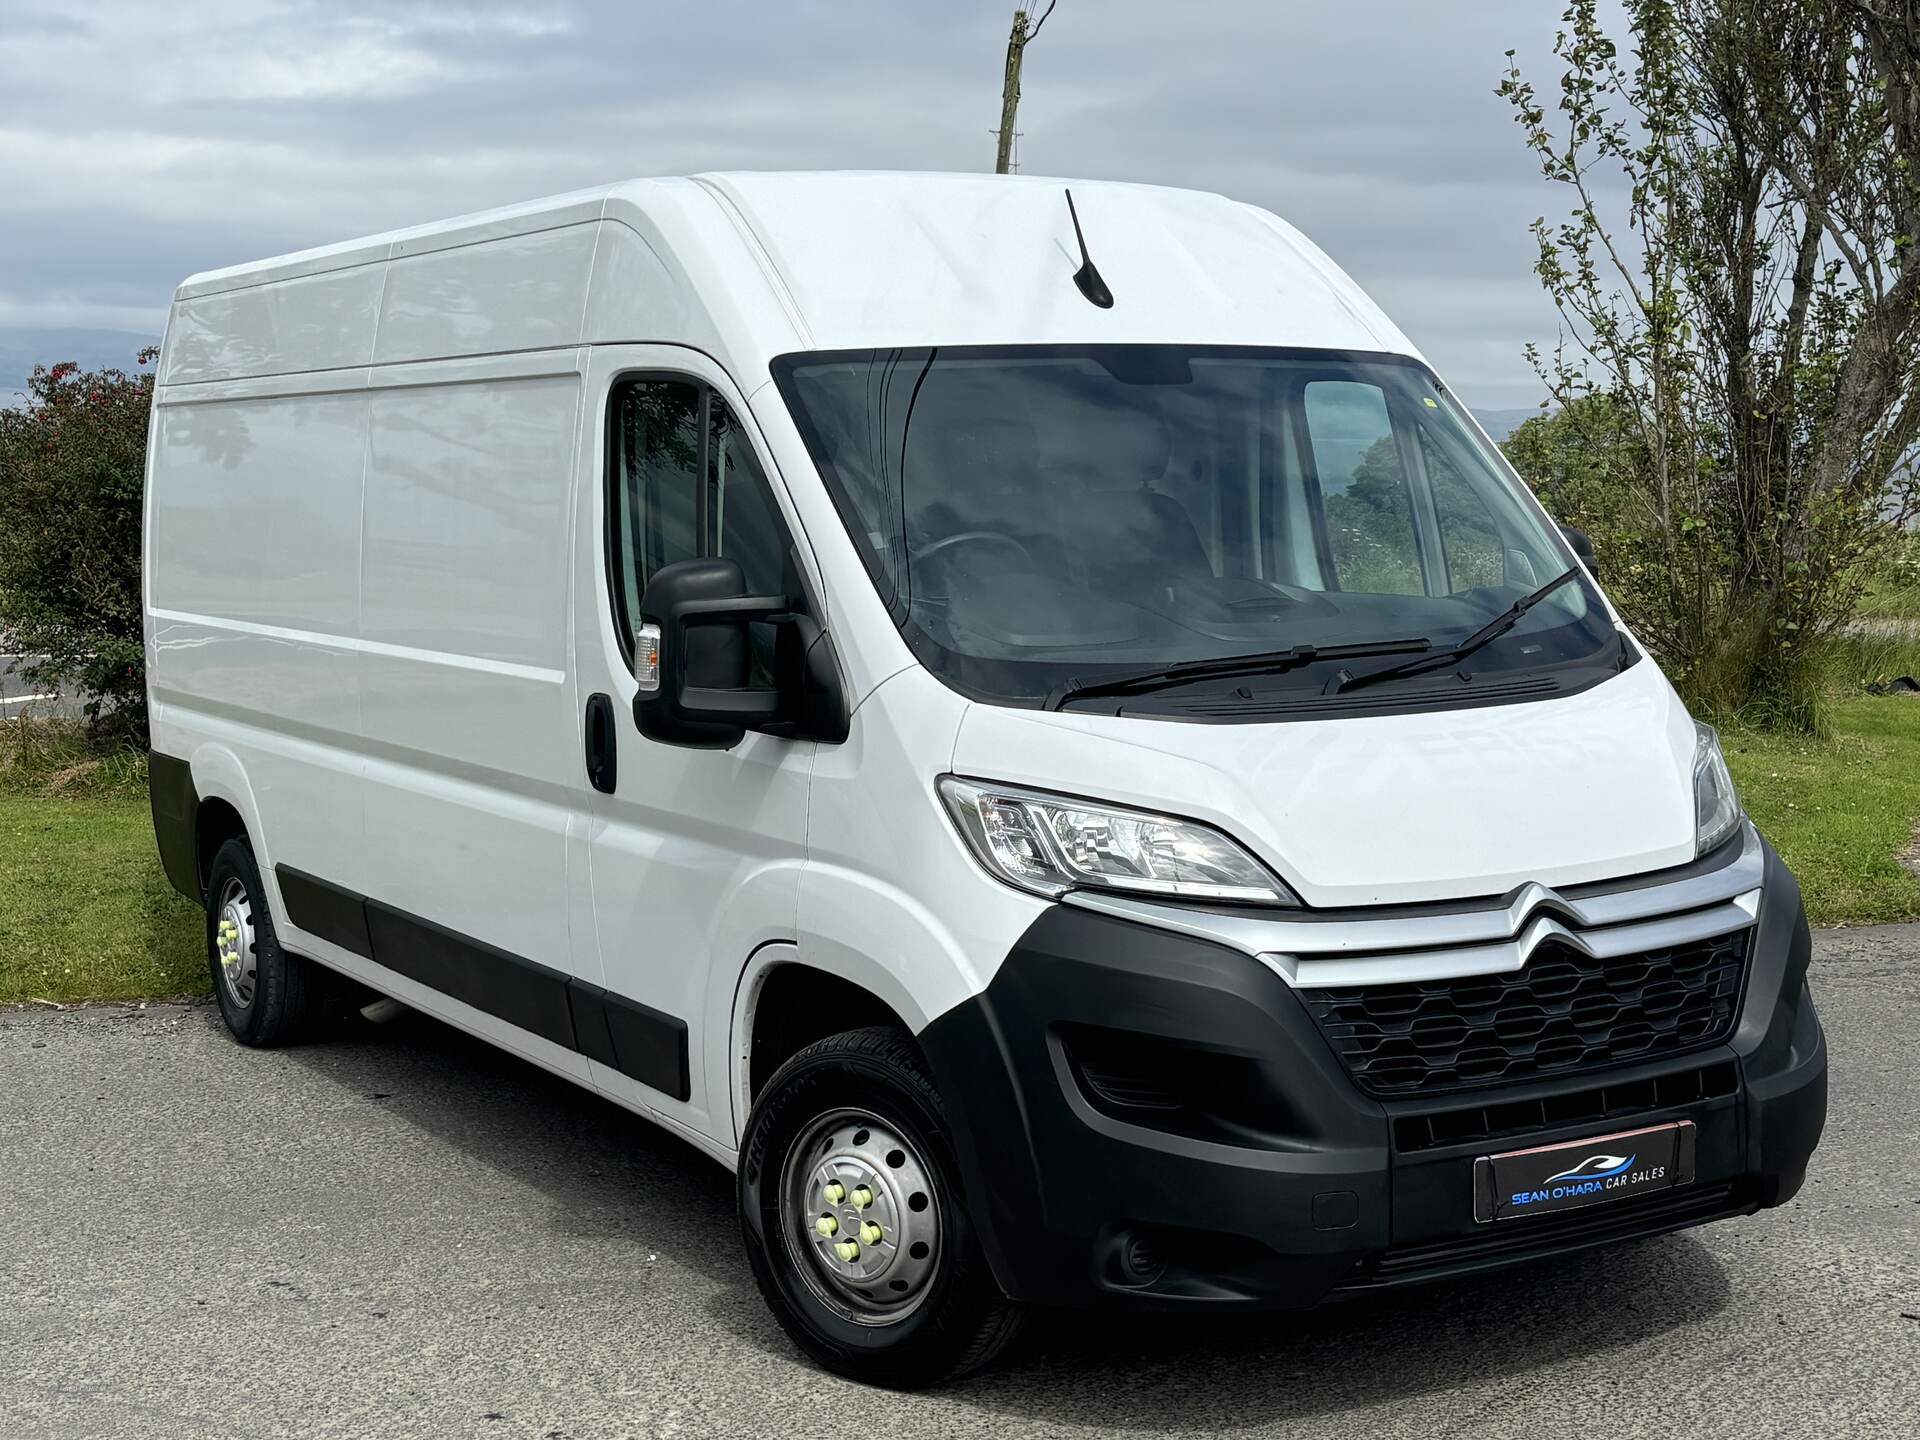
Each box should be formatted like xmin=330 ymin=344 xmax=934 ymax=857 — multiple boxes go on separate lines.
xmin=915 ymin=530 xmax=1035 ymax=566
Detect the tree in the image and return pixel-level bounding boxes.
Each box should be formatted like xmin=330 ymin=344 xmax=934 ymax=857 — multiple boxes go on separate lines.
xmin=1499 ymin=0 xmax=1920 ymax=726
xmin=1504 ymin=393 xmax=1669 ymax=626
xmin=0 ymin=351 xmax=157 ymax=741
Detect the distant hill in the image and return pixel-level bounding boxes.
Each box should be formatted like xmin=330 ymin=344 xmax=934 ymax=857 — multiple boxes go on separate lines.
xmin=0 ymin=328 xmax=159 ymax=404
xmin=1471 ymin=407 xmax=1547 ymax=443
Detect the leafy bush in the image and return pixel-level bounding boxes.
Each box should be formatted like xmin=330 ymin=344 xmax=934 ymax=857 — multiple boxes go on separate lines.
xmin=0 ymin=351 xmax=156 ymax=742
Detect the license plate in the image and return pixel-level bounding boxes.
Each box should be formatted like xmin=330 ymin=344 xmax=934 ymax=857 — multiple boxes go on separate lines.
xmin=1473 ymin=1121 xmax=1695 ymax=1223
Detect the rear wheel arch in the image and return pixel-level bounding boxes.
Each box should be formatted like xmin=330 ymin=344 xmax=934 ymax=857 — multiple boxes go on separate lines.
xmin=159 ymin=743 xmax=268 ymax=903
xmin=195 ymin=796 xmax=249 ymax=896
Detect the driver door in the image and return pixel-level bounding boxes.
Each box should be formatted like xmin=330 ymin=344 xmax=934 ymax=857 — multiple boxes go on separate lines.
xmin=569 ymin=344 xmax=817 ymax=1151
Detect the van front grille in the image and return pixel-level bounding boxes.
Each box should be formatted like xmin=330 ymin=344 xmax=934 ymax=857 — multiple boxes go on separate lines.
xmin=1301 ymin=929 xmax=1750 ymax=1097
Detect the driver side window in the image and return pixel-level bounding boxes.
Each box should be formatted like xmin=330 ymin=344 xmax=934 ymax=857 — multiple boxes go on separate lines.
xmin=608 ymin=377 xmax=798 ymax=659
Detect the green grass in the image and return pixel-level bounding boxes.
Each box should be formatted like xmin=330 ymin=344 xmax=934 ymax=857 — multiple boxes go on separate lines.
xmin=0 ymin=722 xmax=203 ymax=1005
xmin=1724 ymin=695 xmax=1920 ymax=926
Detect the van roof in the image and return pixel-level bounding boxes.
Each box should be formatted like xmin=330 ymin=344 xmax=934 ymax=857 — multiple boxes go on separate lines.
xmin=163 ymin=172 xmax=1419 ymax=386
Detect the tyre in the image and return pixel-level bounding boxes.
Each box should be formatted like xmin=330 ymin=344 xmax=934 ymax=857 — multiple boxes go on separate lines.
xmin=738 ymin=1026 xmax=1024 ymax=1388
xmin=205 ymin=837 xmax=326 ymax=1047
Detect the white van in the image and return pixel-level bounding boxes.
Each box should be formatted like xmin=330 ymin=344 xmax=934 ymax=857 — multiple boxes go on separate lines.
xmin=145 ymin=172 xmax=1826 ymax=1387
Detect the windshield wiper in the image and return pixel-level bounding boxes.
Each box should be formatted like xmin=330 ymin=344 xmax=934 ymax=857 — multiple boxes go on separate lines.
xmin=1042 ymin=638 xmax=1433 ymax=712
xmin=1326 ymin=567 xmax=1583 ymax=698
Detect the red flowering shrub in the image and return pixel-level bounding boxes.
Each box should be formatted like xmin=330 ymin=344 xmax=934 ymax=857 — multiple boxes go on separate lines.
xmin=0 ymin=348 xmax=158 ymax=741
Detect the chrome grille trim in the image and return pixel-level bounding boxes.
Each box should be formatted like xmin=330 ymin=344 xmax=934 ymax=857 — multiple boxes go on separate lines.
xmin=1061 ymin=824 xmax=1762 ymax=989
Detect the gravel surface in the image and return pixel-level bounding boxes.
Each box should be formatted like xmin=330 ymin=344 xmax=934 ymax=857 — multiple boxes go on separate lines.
xmin=2 ymin=927 xmax=1916 ymax=1438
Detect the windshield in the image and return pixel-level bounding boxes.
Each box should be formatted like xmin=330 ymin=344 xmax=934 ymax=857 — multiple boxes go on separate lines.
xmin=772 ymin=345 xmax=1619 ymax=714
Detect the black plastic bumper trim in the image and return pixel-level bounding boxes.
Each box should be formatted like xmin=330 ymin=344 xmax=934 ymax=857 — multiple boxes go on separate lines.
xmin=1336 ymin=1180 xmax=1755 ymax=1293
xmin=148 ymin=751 xmax=200 ymax=901
xmin=917 ymin=835 xmax=1825 ymax=1312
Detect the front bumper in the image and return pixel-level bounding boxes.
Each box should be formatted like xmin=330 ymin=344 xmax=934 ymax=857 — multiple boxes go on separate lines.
xmin=917 ymin=835 xmax=1827 ymax=1309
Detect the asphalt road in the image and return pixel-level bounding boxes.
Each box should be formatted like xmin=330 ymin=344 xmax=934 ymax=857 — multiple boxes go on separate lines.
xmin=0 ymin=653 xmax=82 ymax=719
xmin=2 ymin=928 xmax=1916 ymax=1439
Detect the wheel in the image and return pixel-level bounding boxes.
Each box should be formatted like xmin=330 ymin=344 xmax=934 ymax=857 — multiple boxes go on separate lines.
xmin=738 ymin=1026 xmax=1024 ymax=1388
xmin=205 ymin=837 xmax=325 ymax=1046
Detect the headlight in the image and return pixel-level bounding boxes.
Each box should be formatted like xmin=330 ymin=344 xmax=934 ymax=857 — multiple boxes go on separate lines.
xmin=937 ymin=776 xmax=1297 ymax=905
xmin=1692 ymin=722 xmax=1742 ymax=855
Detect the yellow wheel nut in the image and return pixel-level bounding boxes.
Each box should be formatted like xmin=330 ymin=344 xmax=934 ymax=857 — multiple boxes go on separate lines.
xmin=814 ymin=1215 xmax=838 ymax=1237
xmin=823 ymin=1182 xmax=846 ymax=1204
xmin=851 ymin=1186 xmax=874 ymax=1209
xmin=834 ymin=1241 xmax=861 ymax=1263
xmin=859 ymin=1222 xmax=883 ymax=1246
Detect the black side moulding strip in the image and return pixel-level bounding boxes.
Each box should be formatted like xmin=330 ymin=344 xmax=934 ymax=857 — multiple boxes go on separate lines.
xmin=571 ymin=981 xmax=691 ymax=1102
xmin=363 ymin=899 xmax=579 ymax=1052
xmin=276 ymin=865 xmax=374 ymax=958
xmin=273 ymin=864 xmax=691 ymax=1100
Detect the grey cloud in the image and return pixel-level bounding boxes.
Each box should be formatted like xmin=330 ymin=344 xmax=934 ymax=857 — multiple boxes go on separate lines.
xmin=0 ymin=6 xmax=90 ymax=38
xmin=0 ymin=0 xmax=1598 ymax=406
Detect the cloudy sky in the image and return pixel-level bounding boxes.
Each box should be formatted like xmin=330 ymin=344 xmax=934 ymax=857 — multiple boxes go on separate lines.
xmin=0 ymin=0 xmax=1603 ymax=409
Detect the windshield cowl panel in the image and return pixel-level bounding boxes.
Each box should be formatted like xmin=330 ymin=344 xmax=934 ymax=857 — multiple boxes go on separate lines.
xmin=773 ymin=344 xmax=1615 ymax=720
xmin=1048 ymin=651 xmax=1629 ymax=723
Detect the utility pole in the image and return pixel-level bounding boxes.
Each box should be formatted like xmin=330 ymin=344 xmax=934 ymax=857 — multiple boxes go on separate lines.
xmin=993 ymin=1 xmax=1056 ymax=174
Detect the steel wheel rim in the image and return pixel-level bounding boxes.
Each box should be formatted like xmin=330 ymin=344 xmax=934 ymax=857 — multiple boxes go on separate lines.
xmin=779 ymin=1107 xmax=942 ymax=1326
xmin=214 ymin=877 xmax=258 ymax=1011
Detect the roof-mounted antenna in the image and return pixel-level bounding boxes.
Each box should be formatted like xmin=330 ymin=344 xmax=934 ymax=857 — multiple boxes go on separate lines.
xmin=1064 ymin=190 xmax=1114 ymax=309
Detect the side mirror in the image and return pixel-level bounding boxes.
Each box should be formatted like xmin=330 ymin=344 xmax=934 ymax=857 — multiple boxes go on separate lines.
xmin=1559 ymin=524 xmax=1598 ymax=578
xmin=633 ymin=557 xmax=784 ymax=750
xmin=633 ymin=557 xmax=849 ymax=750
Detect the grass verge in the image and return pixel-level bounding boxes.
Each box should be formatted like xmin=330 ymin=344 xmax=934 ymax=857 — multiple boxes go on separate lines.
xmin=1724 ymin=695 xmax=1920 ymax=926
xmin=0 ymin=721 xmax=203 ymax=1005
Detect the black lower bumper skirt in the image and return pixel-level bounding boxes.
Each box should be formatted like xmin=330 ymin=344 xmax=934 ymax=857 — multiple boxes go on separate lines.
xmin=918 ymin=837 xmax=1828 ymax=1311
xmin=1336 ymin=1180 xmax=1754 ymax=1293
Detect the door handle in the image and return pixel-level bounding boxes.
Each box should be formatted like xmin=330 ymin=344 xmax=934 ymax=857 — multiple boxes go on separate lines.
xmin=584 ymin=692 xmax=618 ymax=794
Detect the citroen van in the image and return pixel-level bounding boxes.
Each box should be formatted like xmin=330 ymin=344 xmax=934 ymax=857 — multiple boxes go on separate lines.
xmin=145 ymin=172 xmax=1827 ymax=1388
